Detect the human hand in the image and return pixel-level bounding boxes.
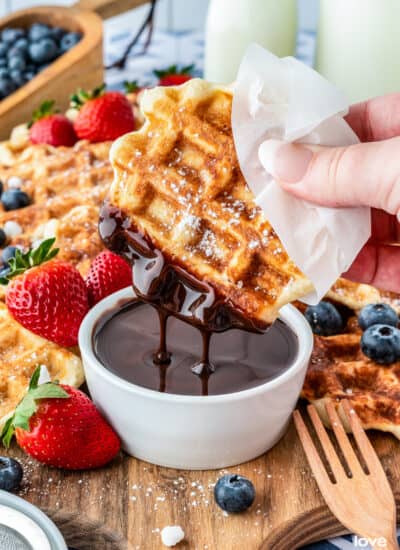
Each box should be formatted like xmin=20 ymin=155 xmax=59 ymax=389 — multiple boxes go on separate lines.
xmin=259 ymin=93 xmax=400 ymax=293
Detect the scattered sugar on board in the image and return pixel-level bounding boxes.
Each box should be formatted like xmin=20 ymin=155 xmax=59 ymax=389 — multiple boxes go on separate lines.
xmin=161 ymin=525 xmax=185 ymax=547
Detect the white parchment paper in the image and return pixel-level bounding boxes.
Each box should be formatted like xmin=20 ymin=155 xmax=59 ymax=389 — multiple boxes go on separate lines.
xmin=232 ymin=44 xmax=371 ymax=304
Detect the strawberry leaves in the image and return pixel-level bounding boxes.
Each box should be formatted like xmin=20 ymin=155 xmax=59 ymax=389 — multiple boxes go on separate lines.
xmin=0 ymin=238 xmax=59 ymax=285
xmin=1 ymin=366 xmax=69 ymax=447
xmin=29 ymin=100 xmax=59 ymax=128
xmin=123 ymin=80 xmax=140 ymax=94
xmin=70 ymin=84 xmax=106 ymax=109
xmin=154 ymin=64 xmax=194 ymax=78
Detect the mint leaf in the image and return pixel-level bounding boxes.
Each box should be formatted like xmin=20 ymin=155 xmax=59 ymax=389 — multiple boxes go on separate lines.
xmin=13 ymin=394 xmax=36 ymax=432
xmin=1 ymin=367 xmax=70 ymax=447
xmin=1 ymin=417 xmax=15 ymax=448
xmin=31 ymin=384 xmax=69 ymax=400
xmin=29 ymin=366 xmax=41 ymax=390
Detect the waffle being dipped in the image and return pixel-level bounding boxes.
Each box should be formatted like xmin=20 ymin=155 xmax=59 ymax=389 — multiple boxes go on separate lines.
xmin=105 ymin=79 xmax=314 ymax=327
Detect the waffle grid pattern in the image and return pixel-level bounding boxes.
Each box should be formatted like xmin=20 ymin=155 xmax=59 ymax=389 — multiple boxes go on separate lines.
xmin=110 ymin=80 xmax=313 ymax=324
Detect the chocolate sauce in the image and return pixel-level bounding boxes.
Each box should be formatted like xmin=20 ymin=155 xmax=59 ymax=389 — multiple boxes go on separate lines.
xmin=98 ymin=201 xmax=295 ymax=394
xmin=93 ymin=299 xmax=298 ymax=396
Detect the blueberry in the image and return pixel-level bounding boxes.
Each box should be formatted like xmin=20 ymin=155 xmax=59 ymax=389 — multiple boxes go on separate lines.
xmin=28 ymin=22 xmax=51 ymax=42
xmin=0 ymin=77 xmax=16 ymax=99
xmin=10 ymin=70 xmax=27 ymax=87
xmin=28 ymin=37 xmax=58 ymax=64
xmin=1 ymin=189 xmax=30 ymax=211
xmin=13 ymin=37 xmax=29 ymax=54
xmin=0 ymin=229 xmax=6 ymax=247
xmin=8 ymin=45 xmax=27 ymax=60
xmin=2 ymin=246 xmax=18 ymax=264
xmin=8 ymin=55 xmax=26 ymax=72
xmin=60 ymin=32 xmax=82 ymax=53
xmin=214 ymin=474 xmax=255 ymax=513
xmin=23 ymin=70 xmax=36 ymax=81
xmin=0 ymin=42 xmax=6 ymax=57
xmin=361 ymin=324 xmax=400 ymax=365
xmin=358 ymin=303 xmax=398 ymax=331
xmin=0 ymin=67 xmax=9 ymax=79
xmin=305 ymin=301 xmax=344 ymax=336
xmin=37 ymin=63 xmax=50 ymax=72
xmin=0 ymin=58 xmax=6 ymax=68
xmin=0 ymin=456 xmax=23 ymax=491
xmin=2 ymin=28 xmax=25 ymax=44
xmin=51 ymin=27 xmax=66 ymax=42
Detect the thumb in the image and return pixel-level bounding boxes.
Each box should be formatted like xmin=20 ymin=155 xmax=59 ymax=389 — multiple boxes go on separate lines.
xmin=258 ymin=138 xmax=400 ymax=218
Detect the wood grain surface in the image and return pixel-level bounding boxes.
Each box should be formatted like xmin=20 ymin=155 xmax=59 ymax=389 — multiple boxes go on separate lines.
xmin=4 ymin=401 xmax=400 ymax=550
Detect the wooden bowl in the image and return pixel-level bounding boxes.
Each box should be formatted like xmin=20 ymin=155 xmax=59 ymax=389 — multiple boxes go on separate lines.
xmin=0 ymin=5 xmax=104 ymax=140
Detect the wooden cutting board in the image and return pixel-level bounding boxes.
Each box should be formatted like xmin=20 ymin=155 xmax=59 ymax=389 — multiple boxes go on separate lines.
xmin=4 ymin=401 xmax=400 ymax=550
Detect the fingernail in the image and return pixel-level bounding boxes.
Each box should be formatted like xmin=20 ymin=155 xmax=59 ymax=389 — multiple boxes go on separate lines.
xmin=258 ymin=140 xmax=313 ymax=183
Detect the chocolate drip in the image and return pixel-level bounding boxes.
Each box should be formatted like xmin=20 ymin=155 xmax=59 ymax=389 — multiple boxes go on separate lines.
xmin=93 ymin=300 xmax=298 ymax=397
xmin=153 ymin=309 xmax=171 ymax=366
xmin=99 ymin=202 xmax=266 ymax=333
xmin=99 ymin=201 xmax=269 ymax=391
xmin=191 ymin=332 xmax=215 ymax=396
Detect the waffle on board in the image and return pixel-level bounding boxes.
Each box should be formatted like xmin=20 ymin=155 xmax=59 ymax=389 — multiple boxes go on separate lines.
xmin=0 ymin=140 xmax=113 ymax=278
xmin=0 ymin=135 xmax=114 ymax=421
xmin=0 ymin=302 xmax=84 ymax=428
xmin=301 ymin=281 xmax=400 ymax=439
xmin=109 ymin=79 xmax=314 ymax=325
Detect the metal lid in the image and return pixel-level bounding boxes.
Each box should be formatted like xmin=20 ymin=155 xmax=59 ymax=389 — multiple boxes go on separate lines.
xmin=0 ymin=490 xmax=67 ymax=550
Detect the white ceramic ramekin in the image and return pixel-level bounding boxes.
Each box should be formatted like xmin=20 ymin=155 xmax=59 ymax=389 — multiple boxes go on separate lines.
xmin=79 ymin=287 xmax=313 ymax=470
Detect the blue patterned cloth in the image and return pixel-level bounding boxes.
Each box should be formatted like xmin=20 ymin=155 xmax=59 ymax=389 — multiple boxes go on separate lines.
xmin=103 ymin=22 xmax=395 ymax=550
xmin=104 ymin=17 xmax=316 ymax=88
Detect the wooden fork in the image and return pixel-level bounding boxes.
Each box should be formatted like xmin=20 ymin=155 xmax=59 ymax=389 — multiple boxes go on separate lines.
xmin=294 ymin=401 xmax=399 ymax=550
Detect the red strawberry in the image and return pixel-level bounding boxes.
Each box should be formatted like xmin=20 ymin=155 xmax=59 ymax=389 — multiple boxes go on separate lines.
xmin=1 ymin=367 xmax=120 ymax=470
xmin=86 ymin=250 xmax=132 ymax=306
xmin=71 ymin=84 xmax=135 ymax=143
xmin=29 ymin=100 xmax=77 ymax=147
xmin=2 ymin=238 xmax=89 ymax=347
xmin=154 ymin=64 xmax=194 ymax=86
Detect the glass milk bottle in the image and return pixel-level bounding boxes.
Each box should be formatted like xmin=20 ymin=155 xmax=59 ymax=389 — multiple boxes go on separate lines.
xmin=316 ymin=0 xmax=400 ymax=103
xmin=204 ymin=0 xmax=297 ymax=83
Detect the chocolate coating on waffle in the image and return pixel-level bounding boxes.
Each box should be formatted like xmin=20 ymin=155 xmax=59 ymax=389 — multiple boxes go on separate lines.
xmin=107 ymin=79 xmax=313 ymax=326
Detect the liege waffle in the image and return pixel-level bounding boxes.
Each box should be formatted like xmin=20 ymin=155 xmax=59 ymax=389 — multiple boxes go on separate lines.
xmin=0 ymin=301 xmax=84 ymax=428
xmin=0 ymin=140 xmax=113 ymax=278
xmin=0 ymin=135 xmax=114 ymax=419
xmin=109 ymin=79 xmax=314 ymax=325
xmin=301 ymin=283 xmax=400 ymax=439
xmin=0 ymin=142 xmax=110 ymax=426
xmin=0 ymin=140 xmax=112 ymax=208
xmin=326 ymin=277 xmax=400 ymax=315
